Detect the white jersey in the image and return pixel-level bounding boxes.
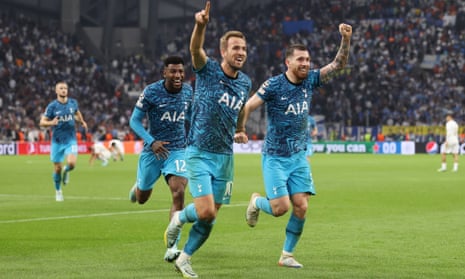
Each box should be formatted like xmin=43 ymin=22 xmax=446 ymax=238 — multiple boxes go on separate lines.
xmin=441 ymin=119 xmax=459 ymax=154
xmin=446 ymin=119 xmax=459 ymax=144
xmin=93 ymin=142 xmax=112 ymax=160
xmin=108 ymin=139 xmax=125 ymax=153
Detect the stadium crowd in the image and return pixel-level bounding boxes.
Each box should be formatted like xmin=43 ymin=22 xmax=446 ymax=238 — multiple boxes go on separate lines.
xmin=1 ymin=0 xmax=464 ymax=142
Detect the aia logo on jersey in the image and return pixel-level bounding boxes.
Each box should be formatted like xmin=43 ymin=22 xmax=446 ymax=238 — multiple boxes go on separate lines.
xmin=218 ymin=92 xmax=244 ymax=111
xmin=58 ymin=114 xmax=73 ymax=122
xmin=160 ymin=111 xmax=185 ymax=122
xmin=285 ymin=101 xmax=309 ymax=115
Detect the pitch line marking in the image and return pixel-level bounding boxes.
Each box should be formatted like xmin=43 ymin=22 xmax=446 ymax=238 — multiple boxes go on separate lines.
xmin=0 ymin=194 xmax=128 ymax=201
xmin=0 ymin=203 xmax=247 ymax=224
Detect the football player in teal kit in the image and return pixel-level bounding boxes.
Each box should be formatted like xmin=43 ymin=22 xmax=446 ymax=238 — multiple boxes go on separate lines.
xmin=128 ymin=56 xmax=193 ymax=263
xmin=164 ymin=2 xmax=252 ymax=278
xmin=40 ymin=81 xmax=88 ymax=201
xmin=236 ymin=23 xmax=352 ymax=268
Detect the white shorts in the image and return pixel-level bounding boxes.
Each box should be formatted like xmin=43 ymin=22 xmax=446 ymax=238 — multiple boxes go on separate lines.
xmin=440 ymin=142 xmax=459 ymax=154
xmin=99 ymin=149 xmax=112 ymax=160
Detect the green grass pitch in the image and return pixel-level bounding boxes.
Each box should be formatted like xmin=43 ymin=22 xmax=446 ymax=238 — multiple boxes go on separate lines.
xmin=0 ymin=153 xmax=464 ymax=278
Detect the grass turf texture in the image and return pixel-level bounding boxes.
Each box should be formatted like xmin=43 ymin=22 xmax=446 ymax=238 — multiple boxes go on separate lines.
xmin=0 ymin=153 xmax=464 ymax=278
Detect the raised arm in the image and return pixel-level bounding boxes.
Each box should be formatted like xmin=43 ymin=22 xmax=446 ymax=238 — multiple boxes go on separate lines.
xmin=320 ymin=23 xmax=352 ymax=83
xmin=190 ymin=1 xmax=210 ymax=70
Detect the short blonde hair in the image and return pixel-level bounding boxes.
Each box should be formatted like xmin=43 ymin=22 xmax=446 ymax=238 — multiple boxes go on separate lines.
xmin=220 ymin=30 xmax=246 ymax=50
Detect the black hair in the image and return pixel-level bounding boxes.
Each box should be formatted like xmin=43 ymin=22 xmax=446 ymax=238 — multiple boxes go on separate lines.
xmin=164 ymin=56 xmax=184 ymax=67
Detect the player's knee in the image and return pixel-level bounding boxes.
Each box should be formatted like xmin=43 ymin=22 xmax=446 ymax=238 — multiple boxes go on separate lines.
xmin=171 ymin=189 xmax=185 ymax=202
xmin=196 ymin=207 xmax=216 ymax=222
xmin=137 ymin=189 xmax=152 ymax=204
xmin=271 ymin=197 xmax=291 ymax=216
xmin=137 ymin=199 xmax=148 ymax=205
xmin=137 ymin=194 xmax=150 ymax=204
xmin=294 ymin=204 xmax=308 ymax=216
xmin=272 ymin=204 xmax=290 ymax=217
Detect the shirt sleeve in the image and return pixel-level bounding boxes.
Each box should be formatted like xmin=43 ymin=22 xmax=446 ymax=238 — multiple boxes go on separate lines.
xmin=129 ymin=107 xmax=155 ymax=147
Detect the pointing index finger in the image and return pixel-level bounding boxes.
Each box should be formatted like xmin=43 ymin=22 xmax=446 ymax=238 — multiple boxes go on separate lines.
xmin=204 ymin=1 xmax=210 ymax=16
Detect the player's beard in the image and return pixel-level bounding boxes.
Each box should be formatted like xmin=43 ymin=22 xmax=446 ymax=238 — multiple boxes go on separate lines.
xmin=294 ymin=67 xmax=309 ymax=81
xmin=228 ymin=54 xmax=246 ymax=71
xmin=227 ymin=59 xmax=244 ymax=72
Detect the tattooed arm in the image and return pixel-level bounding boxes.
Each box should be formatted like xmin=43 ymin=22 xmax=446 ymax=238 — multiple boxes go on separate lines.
xmin=320 ymin=23 xmax=352 ymax=83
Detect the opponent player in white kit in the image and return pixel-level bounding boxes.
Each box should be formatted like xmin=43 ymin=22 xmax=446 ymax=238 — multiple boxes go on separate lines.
xmin=108 ymin=139 xmax=125 ymax=161
xmin=89 ymin=142 xmax=112 ymax=167
xmin=438 ymin=114 xmax=459 ymax=172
